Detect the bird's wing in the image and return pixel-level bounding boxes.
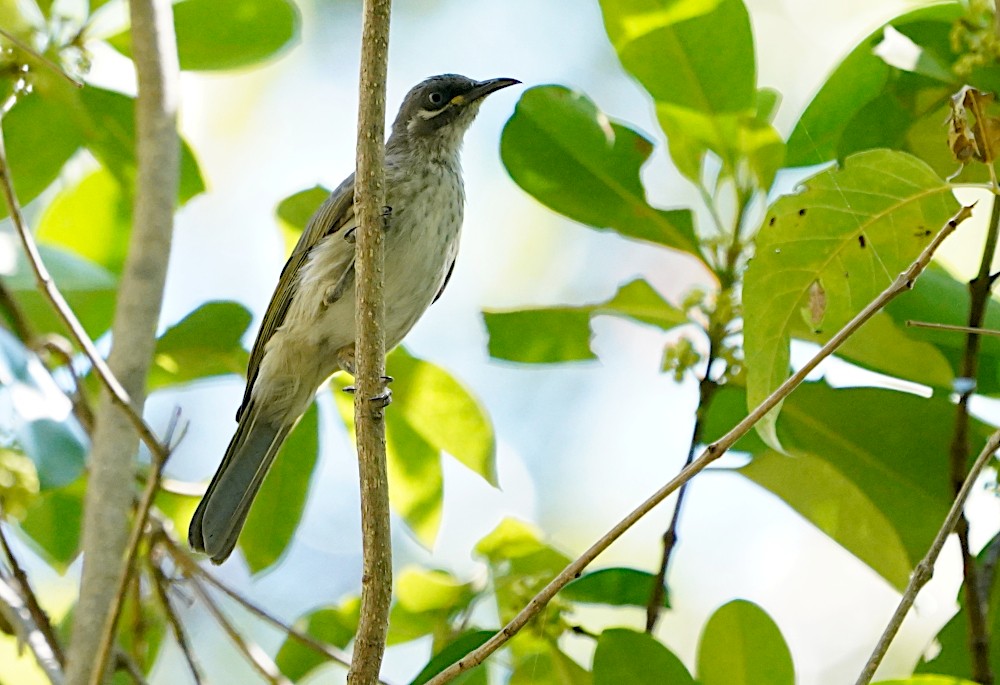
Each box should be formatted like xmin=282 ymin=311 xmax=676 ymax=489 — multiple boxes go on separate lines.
xmin=237 ymin=174 xmax=357 ymax=421
xmin=433 ymin=256 xmax=457 ymax=304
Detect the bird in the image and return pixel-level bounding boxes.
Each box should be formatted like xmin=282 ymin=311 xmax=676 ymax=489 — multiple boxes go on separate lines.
xmin=188 ymin=74 xmax=519 ymax=564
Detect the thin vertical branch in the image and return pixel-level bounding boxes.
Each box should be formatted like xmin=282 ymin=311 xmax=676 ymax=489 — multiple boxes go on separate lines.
xmin=66 ymin=0 xmax=180 ymax=682
xmin=423 ymin=205 xmax=971 ymax=685
xmin=147 ymin=556 xmax=205 ymax=685
xmin=947 ymin=194 xmax=1000 ymax=685
xmin=855 ymin=430 xmax=1000 ymax=684
xmin=349 ymin=0 xmax=393 ymax=683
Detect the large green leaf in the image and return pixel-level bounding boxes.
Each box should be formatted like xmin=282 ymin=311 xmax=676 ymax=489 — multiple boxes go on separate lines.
xmin=388 ymin=568 xmax=476 ymax=646
xmin=386 ymin=347 xmax=496 ymax=486
xmin=276 ymin=598 xmax=360 ymax=681
xmin=785 ymin=3 xmax=1000 ymax=183
xmin=239 ymin=402 xmax=319 ymax=573
xmin=484 ymin=278 xmax=686 ymax=363
xmin=600 ymin=0 xmax=755 ymax=115
xmin=743 ymin=149 xmax=958 ymax=447
xmin=717 ymin=383 xmax=996 ymax=590
xmin=108 ymin=0 xmax=301 ymax=71
xmin=0 ymin=87 xmax=83 ymax=219
xmin=562 ymin=567 xmax=669 ymax=608
xmin=75 ymin=86 xmax=205 ymax=204
xmin=333 ymin=347 xmax=495 ymax=545
xmin=878 ymin=678 xmax=978 ymax=685
xmin=593 ymin=629 xmax=693 ymax=685
xmin=501 ymin=86 xmax=698 ymax=255
xmin=36 ymin=167 xmax=131 ymax=275
xmin=697 ymin=600 xmax=794 ymax=685
xmin=148 ymin=301 xmax=252 ymax=389
xmin=510 ymin=643 xmax=591 ymax=685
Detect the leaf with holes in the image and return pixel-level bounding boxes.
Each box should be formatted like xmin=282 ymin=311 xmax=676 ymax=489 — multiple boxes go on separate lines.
xmin=743 ymin=149 xmax=957 ymax=447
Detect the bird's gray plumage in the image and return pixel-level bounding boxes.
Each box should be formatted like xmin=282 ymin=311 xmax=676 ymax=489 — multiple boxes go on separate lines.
xmin=189 ymin=74 xmax=519 ymax=563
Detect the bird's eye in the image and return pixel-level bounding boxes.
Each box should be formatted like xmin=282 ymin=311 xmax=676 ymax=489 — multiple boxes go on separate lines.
xmin=428 ymin=91 xmax=444 ymax=106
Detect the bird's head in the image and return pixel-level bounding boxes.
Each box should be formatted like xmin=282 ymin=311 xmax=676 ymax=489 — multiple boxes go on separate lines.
xmin=389 ymin=74 xmax=519 ymax=148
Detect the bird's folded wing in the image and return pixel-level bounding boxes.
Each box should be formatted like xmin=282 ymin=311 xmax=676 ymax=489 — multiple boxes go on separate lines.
xmin=237 ymin=174 xmax=357 ymax=420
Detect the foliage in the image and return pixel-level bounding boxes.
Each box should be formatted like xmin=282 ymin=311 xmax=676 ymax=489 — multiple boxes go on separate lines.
xmin=3 ymin=0 xmax=1000 ymax=683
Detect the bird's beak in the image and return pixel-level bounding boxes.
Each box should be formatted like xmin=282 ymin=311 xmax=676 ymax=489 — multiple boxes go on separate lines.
xmin=451 ymin=77 xmax=521 ymax=106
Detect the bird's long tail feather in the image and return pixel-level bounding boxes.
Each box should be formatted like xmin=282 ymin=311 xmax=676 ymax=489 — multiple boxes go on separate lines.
xmin=189 ymin=405 xmax=292 ymax=564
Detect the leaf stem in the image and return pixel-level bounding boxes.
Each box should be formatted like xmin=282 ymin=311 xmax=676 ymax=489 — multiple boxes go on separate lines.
xmin=422 ymin=204 xmax=973 ymax=685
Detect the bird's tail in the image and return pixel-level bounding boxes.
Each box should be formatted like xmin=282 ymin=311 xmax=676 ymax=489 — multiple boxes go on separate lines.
xmin=189 ymin=404 xmax=293 ymax=564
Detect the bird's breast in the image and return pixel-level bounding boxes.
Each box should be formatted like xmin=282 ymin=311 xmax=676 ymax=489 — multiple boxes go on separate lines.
xmin=381 ymin=163 xmax=464 ymax=346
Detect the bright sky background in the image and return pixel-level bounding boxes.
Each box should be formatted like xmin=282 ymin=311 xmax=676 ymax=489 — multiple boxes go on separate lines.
xmin=13 ymin=0 xmax=1000 ymax=683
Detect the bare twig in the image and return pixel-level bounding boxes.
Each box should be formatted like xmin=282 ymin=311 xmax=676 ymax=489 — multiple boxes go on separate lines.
xmin=349 ymin=0 xmax=393 ymax=683
xmin=180 ymin=566 xmax=290 ymax=684
xmin=0 ymin=519 xmax=65 ymax=666
xmin=855 ymin=429 xmax=1000 ymax=684
xmin=645 ymin=374 xmax=717 ymax=632
xmin=156 ymin=529 xmax=366 ymax=676
xmin=0 ymin=576 xmax=63 ymax=684
xmin=946 ymin=195 xmax=1000 ymax=685
xmin=147 ymin=554 xmax=205 ymax=685
xmin=37 ymin=336 xmax=95 ymax=435
xmin=113 ymin=650 xmax=150 ymax=685
xmin=906 ymin=320 xmax=1000 ymax=337
xmin=424 ymin=205 xmax=973 ymax=685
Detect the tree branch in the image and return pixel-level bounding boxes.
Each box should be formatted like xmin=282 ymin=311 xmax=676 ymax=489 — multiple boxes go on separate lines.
xmin=65 ymin=0 xmax=180 ymax=682
xmin=349 ymin=0 xmax=393 ymax=683
xmin=424 ymin=204 xmax=973 ymax=684
xmin=947 ymin=194 xmax=1000 ymax=685
xmin=855 ymin=429 xmax=1000 ymax=684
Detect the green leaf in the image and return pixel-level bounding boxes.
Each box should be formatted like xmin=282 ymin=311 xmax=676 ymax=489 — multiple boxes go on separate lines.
xmin=239 ymin=402 xmax=319 ymax=573
xmin=0 ymin=89 xmax=83 ymax=219
xmin=485 ymin=278 xmax=686 ymax=363
xmin=5 ymin=245 xmax=118 ymax=339
xmin=108 ymin=0 xmax=300 ymax=71
xmin=475 ymin=518 xmax=571 ymax=627
xmin=697 ymin=600 xmax=794 ymax=685
xmin=333 ymin=348 xmax=494 ymax=545
xmin=19 ymin=477 xmax=85 ymax=570
xmin=600 ymin=0 xmax=755 ymax=115
xmin=511 ymin=643 xmax=591 ymax=685
xmin=593 ymin=629 xmax=693 ymax=685
xmin=276 ymin=185 xmax=330 ymax=255
xmin=410 ymin=630 xmax=496 ymax=685
xmin=76 ymin=86 xmax=205 ymax=204
xmin=0 ymin=329 xmax=86 ymax=489
xmin=501 ymin=86 xmax=698 ymax=254
xmin=276 ymin=598 xmax=360 ymax=681
xmin=386 ymin=347 xmax=497 ymax=487
xmin=735 ymin=383 xmax=996 ymax=590
xmin=148 ymin=301 xmax=252 ymax=389
xmin=743 ymin=149 xmax=958 ymax=447
xmin=388 ymin=568 xmax=476 ymax=645
xmin=785 ymin=4 xmax=1000 ymax=183
xmin=563 ymin=567 xmax=668 ymax=608
xmin=36 ymin=167 xmax=131 ymax=275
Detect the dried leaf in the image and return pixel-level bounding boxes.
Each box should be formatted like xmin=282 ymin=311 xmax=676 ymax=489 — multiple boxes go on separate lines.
xmin=804 ymin=280 xmax=826 ymax=331
xmin=947 ymin=86 xmax=1000 ymax=165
